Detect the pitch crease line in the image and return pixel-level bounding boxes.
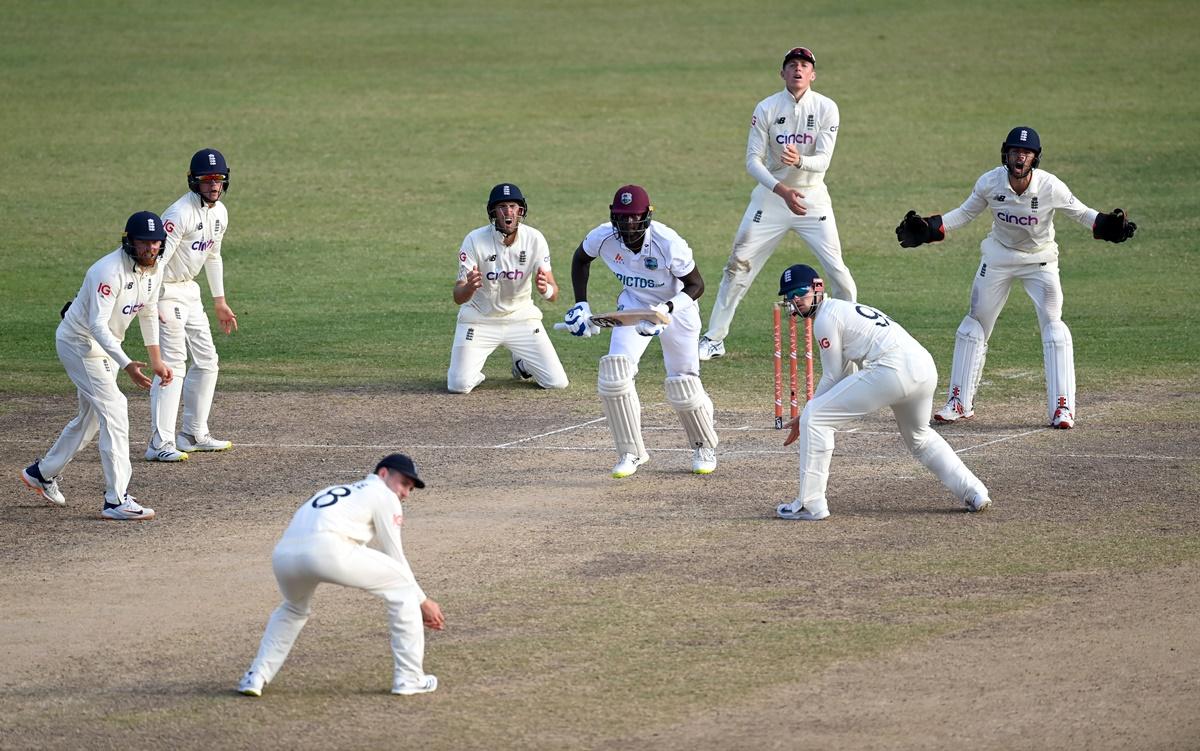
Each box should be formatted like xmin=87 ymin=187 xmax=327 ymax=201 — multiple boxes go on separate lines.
xmin=493 ymin=417 xmax=607 ymax=448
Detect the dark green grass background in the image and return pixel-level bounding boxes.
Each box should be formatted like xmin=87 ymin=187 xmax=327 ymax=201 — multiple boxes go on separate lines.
xmin=2 ymin=0 xmax=1197 ymax=400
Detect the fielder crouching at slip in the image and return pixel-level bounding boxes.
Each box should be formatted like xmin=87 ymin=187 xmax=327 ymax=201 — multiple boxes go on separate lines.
xmin=773 ymin=265 xmax=991 ymax=521
xmin=237 ymin=453 xmax=444 ymax=698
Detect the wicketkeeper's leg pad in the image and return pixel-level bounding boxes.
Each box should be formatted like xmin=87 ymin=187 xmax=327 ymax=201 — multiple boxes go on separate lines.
xmin=1042 ymin=320 xmax=1075 ymax=421
xmin=949 ymin=315 xmax=988 ymax=411
xmin=664 ymin=375 xmax=719 ymax=450
xmin=598 ymin=355 xmax=646 ymax=458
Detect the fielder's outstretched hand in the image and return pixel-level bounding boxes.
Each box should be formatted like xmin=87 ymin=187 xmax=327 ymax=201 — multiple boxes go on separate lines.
xmin=564 ymin=301 xmax=600 ymax=337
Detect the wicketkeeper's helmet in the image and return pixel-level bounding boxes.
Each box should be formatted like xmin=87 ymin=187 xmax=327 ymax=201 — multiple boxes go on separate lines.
xmin=188 ymin=148 xmax=230 ymax=196
xmin=121 ymin=211 xmax=167 ymax=260
xmin=1001 ymin=126 xmax=1041 ymax=170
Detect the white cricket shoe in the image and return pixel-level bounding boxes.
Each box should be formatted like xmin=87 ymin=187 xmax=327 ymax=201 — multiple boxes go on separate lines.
xmin=392 ymin=674 xmax=438 ymax=696
xmin=775 ymin=501 xmax=830 ymax=521
xmin=1051 ymin=408 xmax=1074 ymax=429
xmin=101 ymin=494 xmax=155 ymax=521
xmin=145 ymin=441 xmax=189 ymax=462
xmin=692 ymin=447 xmax=717 ymax=474
xmin=611 ymin=452 xmax=650 ymax=479
xmin=964 ymin=492 xmax=992 ymax=513
xmin=238 ymin=670 xmax=265 ymax=697
xmin=511 ymin=356 xmax=533 ymax=381
xmin=697 ymin=336 xmax=725 ymax=361
xmin=177 ymin=431 xmax=233 ymax=452
xmin=21 ymin=461 xmax=66 ymax=506
xmin=933 ymin=397 xmax=973 ymax=423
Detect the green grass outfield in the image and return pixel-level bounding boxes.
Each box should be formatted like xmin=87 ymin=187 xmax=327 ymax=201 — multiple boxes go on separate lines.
xmin=2 ymin=0 xmax=1197 ymax=403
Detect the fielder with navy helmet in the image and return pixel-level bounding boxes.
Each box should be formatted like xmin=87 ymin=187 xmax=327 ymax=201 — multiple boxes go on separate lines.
xmin=895 ymin=126 xmax=1139 ymax=429
xmin=773 ymin=265 xmax=992 ymax=521
xmin=21 ymin=212 xmax=172 ymax=521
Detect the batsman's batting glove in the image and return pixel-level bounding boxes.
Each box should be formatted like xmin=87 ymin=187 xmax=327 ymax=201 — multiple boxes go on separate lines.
xmin=895 ymin=210 xmax=945 ymax=248
xmin=564 ymin=301 xmax=599 ymax=337
xmin=1093 ymin=208 xmax=1137 ymax=243
xmin=635 ymin=302 xmax=669 ymax=337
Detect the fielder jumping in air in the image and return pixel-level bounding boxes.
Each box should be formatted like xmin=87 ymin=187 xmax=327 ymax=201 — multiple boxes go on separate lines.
xmin=774 ymin=265 xmax=991 ymax=521
xmin=896 ymin=126 xmax=1138 ymax=429
xmin=564 ymin=185 xmax=718 ymax=478
xmin=22 ymin=212 xmax=172 ymax=521
xmin=699 ymin=45 xmax=857 ymax=362
xmin=145 ymin=148 xmax=239 ymax=462
xmin=447 ymin=183 xmax=569 ymax=394
xmin=237 ymin=453 xmax=445 ymax=698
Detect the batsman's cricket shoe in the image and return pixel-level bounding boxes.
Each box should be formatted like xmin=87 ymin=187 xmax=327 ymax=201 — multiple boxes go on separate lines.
xmin=775 ymin=501 xmax=830 ymax=521
xmin=145 ymin=441 xmax=189 ymax=462
xmin=933 ymin=396 xmax=973 ymax=423
xmin=238 ymin=670 xmax=265 ymax=697
xmin=611 ymin=452 xmax=650 ymax=479
xmin=392 ymin=674 xmax=438 ymax=696
xmin=964 ymin=492 xmax=992 ymax=513
xmin=692 ymin=447 xmax=717 ymax=474
xmin=511 ymin=356 xmax=533 ymax=381
xmin=1051 ymin=407 xmax=1074 ymax=429
xmin=177 ymin=431 xmax=233 ymax=452
xmin=101 ymin=495 xmax=155 ymax=521
xmin=697 ymin=336 xmax=725 ymax=361
xmin=21 ymin=461 xmax=66 ymax=506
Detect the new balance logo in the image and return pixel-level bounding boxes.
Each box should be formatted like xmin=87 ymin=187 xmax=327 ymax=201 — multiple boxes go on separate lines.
xmin=994 ymin=195 xmax=1006 ymax=202
xmin=776 ymin=117 xmax=786 ymax=124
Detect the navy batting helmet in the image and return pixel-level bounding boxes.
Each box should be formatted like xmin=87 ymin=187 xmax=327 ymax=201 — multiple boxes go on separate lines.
xmin=188 ymin=148 xmax=230 ymax=196
xmin=1001 ymin=126 xmax=1041 ymax=170
xmin=779 ymin=264 xmax=824 ymax=319
xmin=487 ymin=183 xmax=527 ymax=216
xmin=121 ymin=211 xmax=167 ymax=261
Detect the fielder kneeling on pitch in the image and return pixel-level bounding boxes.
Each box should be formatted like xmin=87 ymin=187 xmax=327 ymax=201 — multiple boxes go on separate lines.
xmin=237 ymin=453 xmax=445 ymax=697
xmin=564 ymin=184 xmax=718 ymax=478
xmin=774 ymin=265 xmax=991 ymax=521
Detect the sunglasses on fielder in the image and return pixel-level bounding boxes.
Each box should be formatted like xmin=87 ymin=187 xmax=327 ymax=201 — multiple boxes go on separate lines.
xmin=196 ymin=173 xmax=228 ymax=183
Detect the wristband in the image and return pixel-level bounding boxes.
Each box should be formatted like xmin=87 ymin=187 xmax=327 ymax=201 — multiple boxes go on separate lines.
xmin=666 ymin=291 xmax=692 ymax=314
xmin=541 ymin=283 xmax=555 ymax=300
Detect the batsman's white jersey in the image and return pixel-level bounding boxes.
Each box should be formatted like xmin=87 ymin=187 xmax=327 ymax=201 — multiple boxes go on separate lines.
xmin=786 ymin=298 xmax=988 ymax=516
xmin=448 ymin=224 xmax=568 ymax=393
xmin=148 ymin=191 xmax=230 ymax=447
xmin=939 ymin=167 xmax=1098 ymax=425
xmin=705 ymin=87 xmax=856 ymax=345
xmin=581 ymin=220 xmax=700 ymax=375
xmin=243 ymin=474 xmax=430 ymax=688
xmin=42 ymin=248 xmax=164 ymax=503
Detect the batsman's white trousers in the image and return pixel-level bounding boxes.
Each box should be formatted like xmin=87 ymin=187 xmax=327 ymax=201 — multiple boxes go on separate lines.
xmin=40 ymin=335 xmax=132 ymax=504
xmin=149 ymin=280 xmax=220 ymax=444
xmin=447 ymin=317 xmax=568 ymax=393
xmin=705 ymin=183 xmax=856 ymax=342
xmin=247 ymin=532 xmax=428 ymax=686
xmin=795 ymin=345 xmax=987 ymax=512
xmin=608 ymin=289 xmax=702 ymax=377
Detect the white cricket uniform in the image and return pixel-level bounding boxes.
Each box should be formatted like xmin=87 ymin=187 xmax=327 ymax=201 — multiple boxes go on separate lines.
xmin=941 ymin=167 xmax=1098 ymax=421
xmin=448 ymin=223 xmax=568 ymax=393
xmin=40 ymin=248 xmax=164 ymax=504
xmin=705 ymin=87 xmax=856 ymax=343
xmin=244 ymin=473 xmax=431 ymax=687
xmin=148 ymin=191 xmax=230 ymax=445
xmin=791 ymin=298 xmax=987 ymax=513
xmin=581 ymin=220 xmax=701 ymax=376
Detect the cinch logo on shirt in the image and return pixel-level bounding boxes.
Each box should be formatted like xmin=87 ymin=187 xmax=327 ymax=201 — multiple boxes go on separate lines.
xmin=191 ymin=239 xmax=216 ymax=252
xmin=122 ymin=303 xmax=146 ymax=315
xmin=997 ymin=212 xmax=1038 ymax=226
xmin=776 ymin=133 xmax=814 ymax=145
xmin=486 ymin=269 xmax=525 ymax=281
xmin=614 ymin=272 xmax=660 ymax=289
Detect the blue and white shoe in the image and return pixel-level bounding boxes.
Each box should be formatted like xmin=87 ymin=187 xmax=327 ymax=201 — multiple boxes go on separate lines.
xmin=101 ymin=495 xmax=155 ymax=521
xmin=392 ymin=674 xmax=438 ymax=696
xmin=238 ymin=670 xmax=265 ymax=697
xmin=21 ymin=461 xmax=66 ymax=506
xmin=775 ymin=501 xmax=830 ymax=521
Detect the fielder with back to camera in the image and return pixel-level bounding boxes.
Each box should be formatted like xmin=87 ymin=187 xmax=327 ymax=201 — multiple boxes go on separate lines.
xmin=448 ymin=182 xmax=569 ymax=393
xmin=564 ymin=185 xmax=718 ymax=478
xmin=698 ymin=45 xmax=857 ymax=362
xmin=145 ymin=148 xmax=239 ymax=462
xmin=773 ymin=264 xmax=991 ymax=521
xmin=21 ymin=212 xmax=172 ymax=521
xmin=896 ymin=126 xmax=1138 ymax=429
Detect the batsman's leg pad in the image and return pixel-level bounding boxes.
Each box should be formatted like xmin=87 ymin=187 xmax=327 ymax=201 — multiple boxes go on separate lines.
xmin=663 ymin=375 xmax=719 ymax=449
xmin=1042 ymin=320 xmax=1076 ymax=422
xmin=598 ymin=355 xmax=646 ymax=458
xmin=949 ymin=315 xmax=988 ymax=411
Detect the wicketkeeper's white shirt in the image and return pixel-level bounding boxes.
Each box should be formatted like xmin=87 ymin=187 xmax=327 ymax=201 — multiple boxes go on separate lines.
xmin=746 ymin=88 xmax=840 ymax=191
xmin=161 ymin=191 xmax=229 ymax=296
xmin=580 ymin=220 xmax=696 ymax=309
xmin=942 ymin=167 xmax=1099 ymax=258
xmin=456 ymin=224 xmax=551 ymax=324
